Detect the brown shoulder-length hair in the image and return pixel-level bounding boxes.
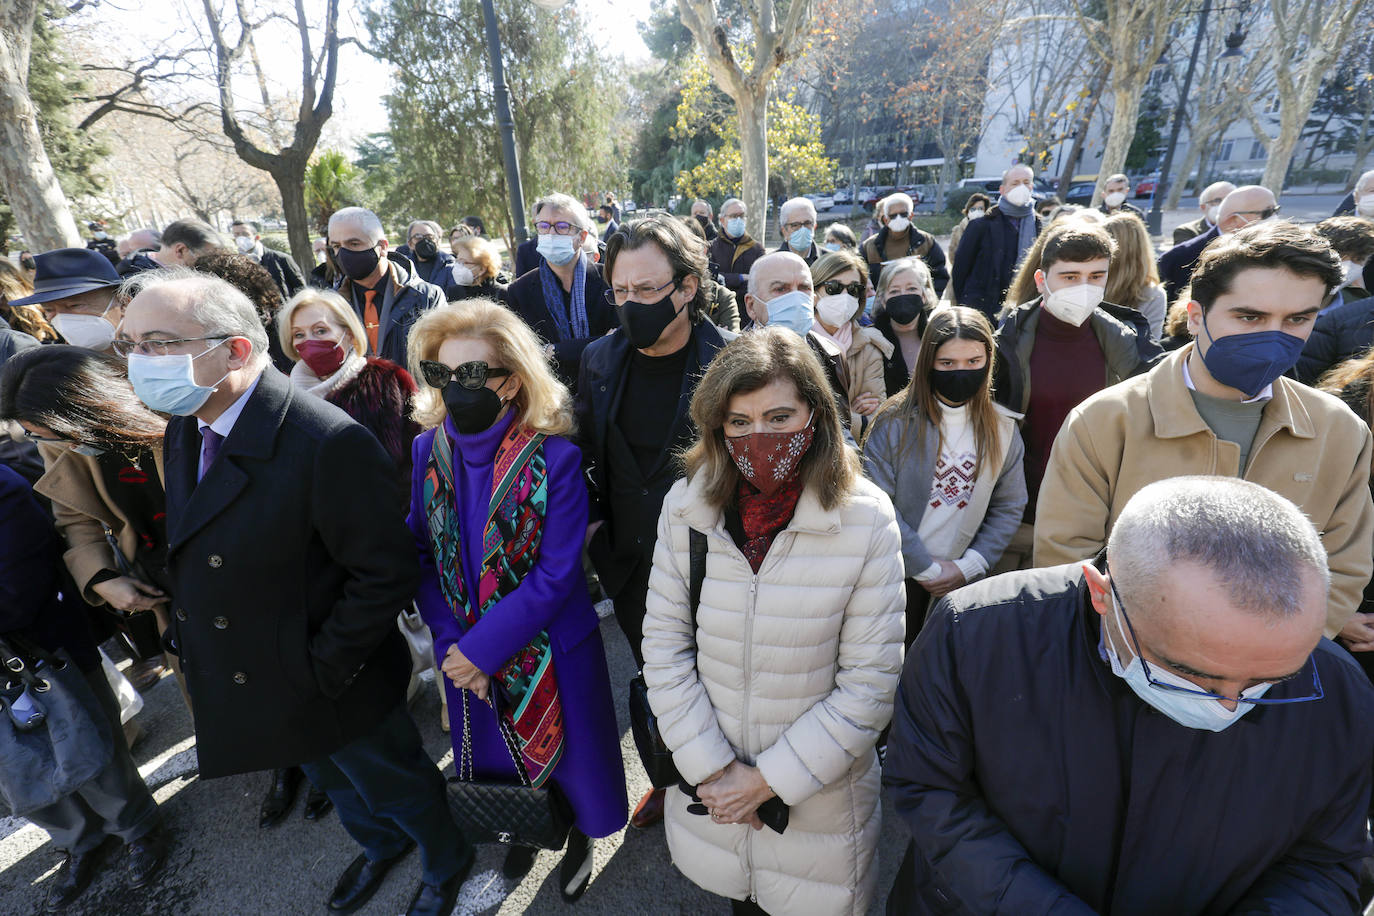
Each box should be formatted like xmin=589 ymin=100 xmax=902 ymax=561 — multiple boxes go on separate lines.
xmin=869 ymin=306 xmax=1002 ymax=475
xmin=683 ymin=326 xmax=859 ymax=510
xmin=0 ymin=344 xmax=167 ymax=447
xmin=1319 ymin=348 xmax=1374 ymax=426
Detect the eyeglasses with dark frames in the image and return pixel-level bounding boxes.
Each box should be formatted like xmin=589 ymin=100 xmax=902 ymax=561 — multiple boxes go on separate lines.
xmin=604 ymin=277 xmax=679 ymax=307
xmin=1106 ymin=566 xmax=1323 ymax=706
xmin=418 ymin=359 xmax=512 ymax=391
xmin=534 ymin=221 xmax=580 ymax=237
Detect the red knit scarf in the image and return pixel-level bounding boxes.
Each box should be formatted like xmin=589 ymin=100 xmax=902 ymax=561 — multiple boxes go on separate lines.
xmin=736 ymin=477 xmax=804 ymax=573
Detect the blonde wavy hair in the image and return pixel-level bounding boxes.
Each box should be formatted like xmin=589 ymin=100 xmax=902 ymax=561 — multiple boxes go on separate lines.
xmin=451 ymin=236 xmax=502 ymax=284
xmin=407 ymin=299 xmax=574 ymax=436
xmin=275 ymin=288 xmax=368 ymax=361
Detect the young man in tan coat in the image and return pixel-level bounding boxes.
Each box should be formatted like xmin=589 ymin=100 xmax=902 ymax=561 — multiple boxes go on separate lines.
xmin=1034 ymin=221 xmax=1374 ymax=642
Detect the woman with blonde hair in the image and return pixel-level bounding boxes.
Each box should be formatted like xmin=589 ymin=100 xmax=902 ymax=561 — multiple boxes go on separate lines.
xmin=871 ymin=256 xmax=940 ymax=394
xmin=0 ymin=257 xmax=57 ymax=340
xmin=642 ymin=327 xmax=905 ymax=916
xmin=809 ymin=250 xmax=891 ymax=433
xmin=1102 ymin=212 xmax=1166 ymax=339
xmin=405 ymin=299 xmax=626 ymax=901
xmin=863 ymin=306 xmax=1026 ymax=640
xmin=444 ymin=235 xmax=507 ymax=302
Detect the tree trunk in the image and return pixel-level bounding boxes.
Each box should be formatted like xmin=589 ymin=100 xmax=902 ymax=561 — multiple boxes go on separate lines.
xmin=273 ymin=163 xmax=313 ymax=270
xmin=1056 ymin=64 xmax=1108 ymax=197
xmin=1261 ymin=105 xmax=1305 ymax=192
xmin=1094 ymin=82 xmax=1143 ymax=207
xmin=0 ymin=9 xmax=81 ymax=251
xmin=1166 ymin=137 xmax=1206 ymax=210
xmin=736 ymin=89 xmax=769 ymax=245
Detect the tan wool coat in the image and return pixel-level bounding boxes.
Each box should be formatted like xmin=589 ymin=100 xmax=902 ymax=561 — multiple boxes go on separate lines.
xmin=642 ymin=472 xmax=906 ymax=916
xmin=1034 ymin=346 xmax=1374 ymax=637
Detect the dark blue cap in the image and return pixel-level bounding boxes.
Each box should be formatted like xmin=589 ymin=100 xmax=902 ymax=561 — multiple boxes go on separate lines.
xmin=9 ymin=248 xmax=124 ymax=306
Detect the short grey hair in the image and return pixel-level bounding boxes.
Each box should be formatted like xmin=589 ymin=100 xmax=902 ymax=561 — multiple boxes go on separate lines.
xmin=533 ymin=193 xmax=592 ymax=233
xmin=129 ymin=228 xmax=161 ymax=249
xmin=124 ymin=267 xmax=271 ymax=369
xmin=1002 ymin=163 xmax=1034 ymax=182
xmin=691 ymin=199 xmax=712 ymax=215
xmin=1104 ymin=173 xmax=1130 ymax=186
xmin=778 ymin=197 xmax=816 ymax=226
xmin=883 ymin=192 xmax=914 ymax=216
xmin=406 ymin=219 xmax=442 ymax=240
xmin=1107 ymin=476 xmax=1329 ymax=619
xmin=1356 ymin=170 xmax=1374 ymax=196
xmin=875 ymin=256 xmax=936 ymax=305
xmin=721 ymin=197 xmax=745 ymax=215
xmin=328 ymin=207 xmax=385 ymax=245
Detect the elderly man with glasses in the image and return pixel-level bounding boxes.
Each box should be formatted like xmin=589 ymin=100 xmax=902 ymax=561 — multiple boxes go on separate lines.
xmin=885 ymin=475 xmax=1374 ymax=916
xmin=775 ymin=196 xmax=821 ymax=265
xmin=1159 ymin=185 xmax=1281 ymax=304
xmin=504 ymin=192 xmax=615 ymax=392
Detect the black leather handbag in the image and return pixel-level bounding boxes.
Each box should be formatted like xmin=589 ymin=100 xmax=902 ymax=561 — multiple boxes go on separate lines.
xmin=629 ymin=528 xmax=706 ymax=789
xmin=445 ymin=688 xmax=573 ymax=849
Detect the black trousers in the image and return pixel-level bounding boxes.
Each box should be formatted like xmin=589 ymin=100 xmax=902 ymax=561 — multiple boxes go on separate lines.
xmin=729 ymin=896 xmax=769 ymax=915
xmin=613 ymin=560 xmax=652 ymax=669
xmin=904 ymin=579 xmax=934 ymax=649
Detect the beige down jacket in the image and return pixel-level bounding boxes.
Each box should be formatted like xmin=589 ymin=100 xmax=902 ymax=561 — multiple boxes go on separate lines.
xmin=642 ymin=472 xmax=906 ymax=916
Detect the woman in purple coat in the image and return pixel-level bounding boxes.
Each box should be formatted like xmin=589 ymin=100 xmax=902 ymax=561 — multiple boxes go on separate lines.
xmin=405 ymin=299 xmax=627 ymax=902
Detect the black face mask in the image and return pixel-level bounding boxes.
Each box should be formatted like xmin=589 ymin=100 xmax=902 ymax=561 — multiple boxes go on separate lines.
xmin=885 ymin=293 xmax=925 ymax=326
xmin=618 ymin=281 xmax=685 ymax=350
xmin=336 ymin=245 xmax=381 ymax=282
xmin=414 ymin=238 xmax=438 ymax=261
xmin=442 ymin=381 xmax=506 ymax=434
xmin=931 ymin=365 xmax=989 ymax=404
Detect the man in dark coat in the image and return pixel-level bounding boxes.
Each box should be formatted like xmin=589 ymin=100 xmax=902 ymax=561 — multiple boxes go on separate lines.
xmin=120 ymin=272 xmax=472 ymax=916
xmin=575 ymin=214 xmax=733 ymax=830
xmin=775 ymin=196 xmax=821 ymax=265
xmin=327 ymin=207 xmax=445 ymax=370
xmin=861 ymin=192 xmax=949 ymax=292
xmin=505 ymin=193 xmax=616 ymax=392
xmin=885 ymin=476 xmax=1374 ymax=916
xmin=230 ymin=220 xmax=305 ymax=300
xmin=396 ymin=219 xmax=456 ymax=288
xmin=951 ymin=165 xmax=1043 ymax=318
xmin=1159 ymin=185 xmax=1278 ymax=304
xmin=708 ymin=197 xmax=766 ymax=326
xmin=1172 ymin=180 xmax=1235 ymax=245
xmin=85 ymin=220 xmax=120 ymax=265
xmin=1296 ymin=293 xmax=1374 ymax=384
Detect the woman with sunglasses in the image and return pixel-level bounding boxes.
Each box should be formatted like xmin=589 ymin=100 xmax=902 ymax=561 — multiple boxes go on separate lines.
xmin=405 ymin=299 xmax=626 ymax=902
xmin=809 ymin=251 xmax=892 ymax=434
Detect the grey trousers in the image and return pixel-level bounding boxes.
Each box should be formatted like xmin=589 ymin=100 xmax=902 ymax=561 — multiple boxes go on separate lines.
xmin=25 ymin=667 xmax=161 ymax=854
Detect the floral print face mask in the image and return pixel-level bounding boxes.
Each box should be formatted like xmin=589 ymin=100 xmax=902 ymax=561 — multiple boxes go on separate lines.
xmin=724 ymin=411 xmax=816 ymax=495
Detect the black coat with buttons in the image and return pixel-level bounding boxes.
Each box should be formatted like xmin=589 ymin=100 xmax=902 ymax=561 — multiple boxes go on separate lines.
xmin=162 ymin=367 xmax=416 ymax=779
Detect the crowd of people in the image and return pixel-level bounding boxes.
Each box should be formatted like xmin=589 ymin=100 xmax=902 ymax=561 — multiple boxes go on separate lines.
xmin=2 ymin=167 xmax=1374 ymax=916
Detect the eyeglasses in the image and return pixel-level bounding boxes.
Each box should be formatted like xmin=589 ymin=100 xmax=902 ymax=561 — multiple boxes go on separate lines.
xmin=112 ymin=336 xmax=226 ymax=358
xmin=409 ymin=234 xmax=437 ymax=244
xmin=782 ymin=220 xmax=816 ymax=232
xmin=1233 ymin=206 xmax=1281 ymax=222
xmin=886 ymin=211 xmax=911 ymax=220
xmin=1106 ymin=567 xmax=1324 ymax=706
xmin=418 ymin=359 xmax=512 ymax=391
xmin=821 ymin=280 xmax=865 ymax=298
xmin=534 ymin=221 xmax=580 ymax=236
xmin=604 ymin=277 xmax=679 ymax=306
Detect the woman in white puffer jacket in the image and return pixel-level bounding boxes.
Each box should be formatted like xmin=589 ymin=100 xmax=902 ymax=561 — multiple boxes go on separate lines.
xmin=642 ymin=327 xmax=906 ymax=916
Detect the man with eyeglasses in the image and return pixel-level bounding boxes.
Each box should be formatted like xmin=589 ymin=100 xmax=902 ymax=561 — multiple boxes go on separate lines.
xmin=1037 ymin=221 xmax=1373 ymax=650
xmin=573 ymin=213 xmax=733 ymax=829
xmin=886 ymin=475 xmax=1374 ymax=916
xmin=1173 ymin=180 xmax=1236 ymax=245
xmin=326 ymin=206 xmax=445 ymax=370
xmin=8 ymin=248 xmax=125 ymax=354
xmin=775 ymin=197 xmax=821 ymax=265
xmin=504 ymin=193 xmax=615 ymax=392
xmin=708 ymin=197 xmax=765 ymax=325
xmin=860 ymin=192 xmax=948 ymax=291
xmin=119 ymin=270 xmax=473 ymax=916
xmin=394 ymin=219 xmax=454 ymax=288
xmin=1159 ymin=185 xmax=1280 ymax=304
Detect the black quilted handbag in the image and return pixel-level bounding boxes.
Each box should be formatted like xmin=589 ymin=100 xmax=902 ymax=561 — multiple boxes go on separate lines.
xmin=628 ymin=528 xmax=706 ymax=789
xmin=445 ymin=688 xmax=573 ymax=849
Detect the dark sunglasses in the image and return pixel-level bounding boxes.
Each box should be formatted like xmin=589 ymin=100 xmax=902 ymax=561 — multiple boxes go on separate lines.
xmin=419 ymin=359 xmax=512 ymax=391
xmin=821 ymin=280 xmax=865 ymax=298
xmin=1234 ymin=206 xmax=1281 ymax=221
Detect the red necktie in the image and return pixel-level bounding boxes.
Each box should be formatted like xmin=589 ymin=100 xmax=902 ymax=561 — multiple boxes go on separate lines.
xmin=364 ymin=288 xmax=379 ymax=353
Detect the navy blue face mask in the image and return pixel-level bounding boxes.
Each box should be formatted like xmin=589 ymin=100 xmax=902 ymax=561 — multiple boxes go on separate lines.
xmin=1199 ymin=312 xmax=1305 ymax=398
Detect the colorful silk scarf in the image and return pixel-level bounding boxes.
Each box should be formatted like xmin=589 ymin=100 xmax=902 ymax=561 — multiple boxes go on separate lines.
xmin=424 ymin=424 xmax=565 ymax=786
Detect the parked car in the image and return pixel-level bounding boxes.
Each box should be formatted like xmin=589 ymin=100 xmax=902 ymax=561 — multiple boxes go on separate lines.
xmin=861 ymin=186 xmax=897 ymax=208
xmin=1065 ymin=182 xmax=1097 ymax=206
xmin=833 ymin=187 xmax=854 ymax=205
xmin=895 ymin=185 xmax=924 ymax=205
xmin=804 ymin=192 xmax=835 ymax=212
xmin=1134 ymin=176 xmax=1159 ymax=199
xmin=622 ymin=199 xmax=637 ymax=213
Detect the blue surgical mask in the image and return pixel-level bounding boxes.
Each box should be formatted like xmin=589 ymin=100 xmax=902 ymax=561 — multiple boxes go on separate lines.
xmin=788 ymin=226 xmax=814 ymax=252
xmin=536 ymin=233 xmax=578 ymax=267
xmin=725 ymin=217 xmax=746 ymax=239
xmin=1199 ymin=312 xmax=1305 ymax=398
xmin=127 ymin=343 xmax=229 ymax=416
xmin=1102 ymin=594 xmax=1270 ymax=732
xmin=760 ymin=289 xmax=814 ymax=337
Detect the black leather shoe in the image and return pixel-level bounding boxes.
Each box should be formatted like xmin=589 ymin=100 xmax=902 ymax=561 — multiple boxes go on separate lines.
xmin=127 ymin=826 xmax=168 ymax=889
xmin=559 ymin=830 xmax=594 ymax=903
xmin=405 ymin=850 xmax=474 ymax=916
xmin=302 ymin=783 xmax=334 ymax=821
xmin=258 ymin=766 xmax=302 ymax=828
xmin=328 ymin=842 xmax=415 ymax=913
xmin=45 ymin=841 xmax=111 ymax=912
xmin=501 ymin=845 xmax=536 ymax=880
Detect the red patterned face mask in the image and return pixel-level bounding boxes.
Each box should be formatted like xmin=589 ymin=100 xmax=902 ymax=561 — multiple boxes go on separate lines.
xmin=724 ymin=411 xmax=816 ymax=495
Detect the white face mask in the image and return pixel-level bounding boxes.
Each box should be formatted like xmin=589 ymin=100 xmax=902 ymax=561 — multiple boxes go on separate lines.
xmin=1103 ymin=191 xmax=1127 ymax=208
xmin=1002 ymin=184 xmax=1034 ymax=208
xmin=968 ymin=208 xmax=985 ymax=219
xmin=1339 ymin=260 xmax=1363 ymax=290
xmin=1042 ymin=279 xmax=1104 ymax=326
xmin=1356 ymin=195 xmax=1374 ymax=218
xmin=51 ymin=297 xmax=118 ymax=351
xmin=451 ymin=264 xmax=476 ymax=287
xmin=1204 ymin=204 xmax=1221 ymax=224
xmin=887 ymin=215 xmax=911 ymax=233
xmin=815 ymin=292 xmax=857 ymax=329
xmin=234 ymin=236 xmax=256 ymax=254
